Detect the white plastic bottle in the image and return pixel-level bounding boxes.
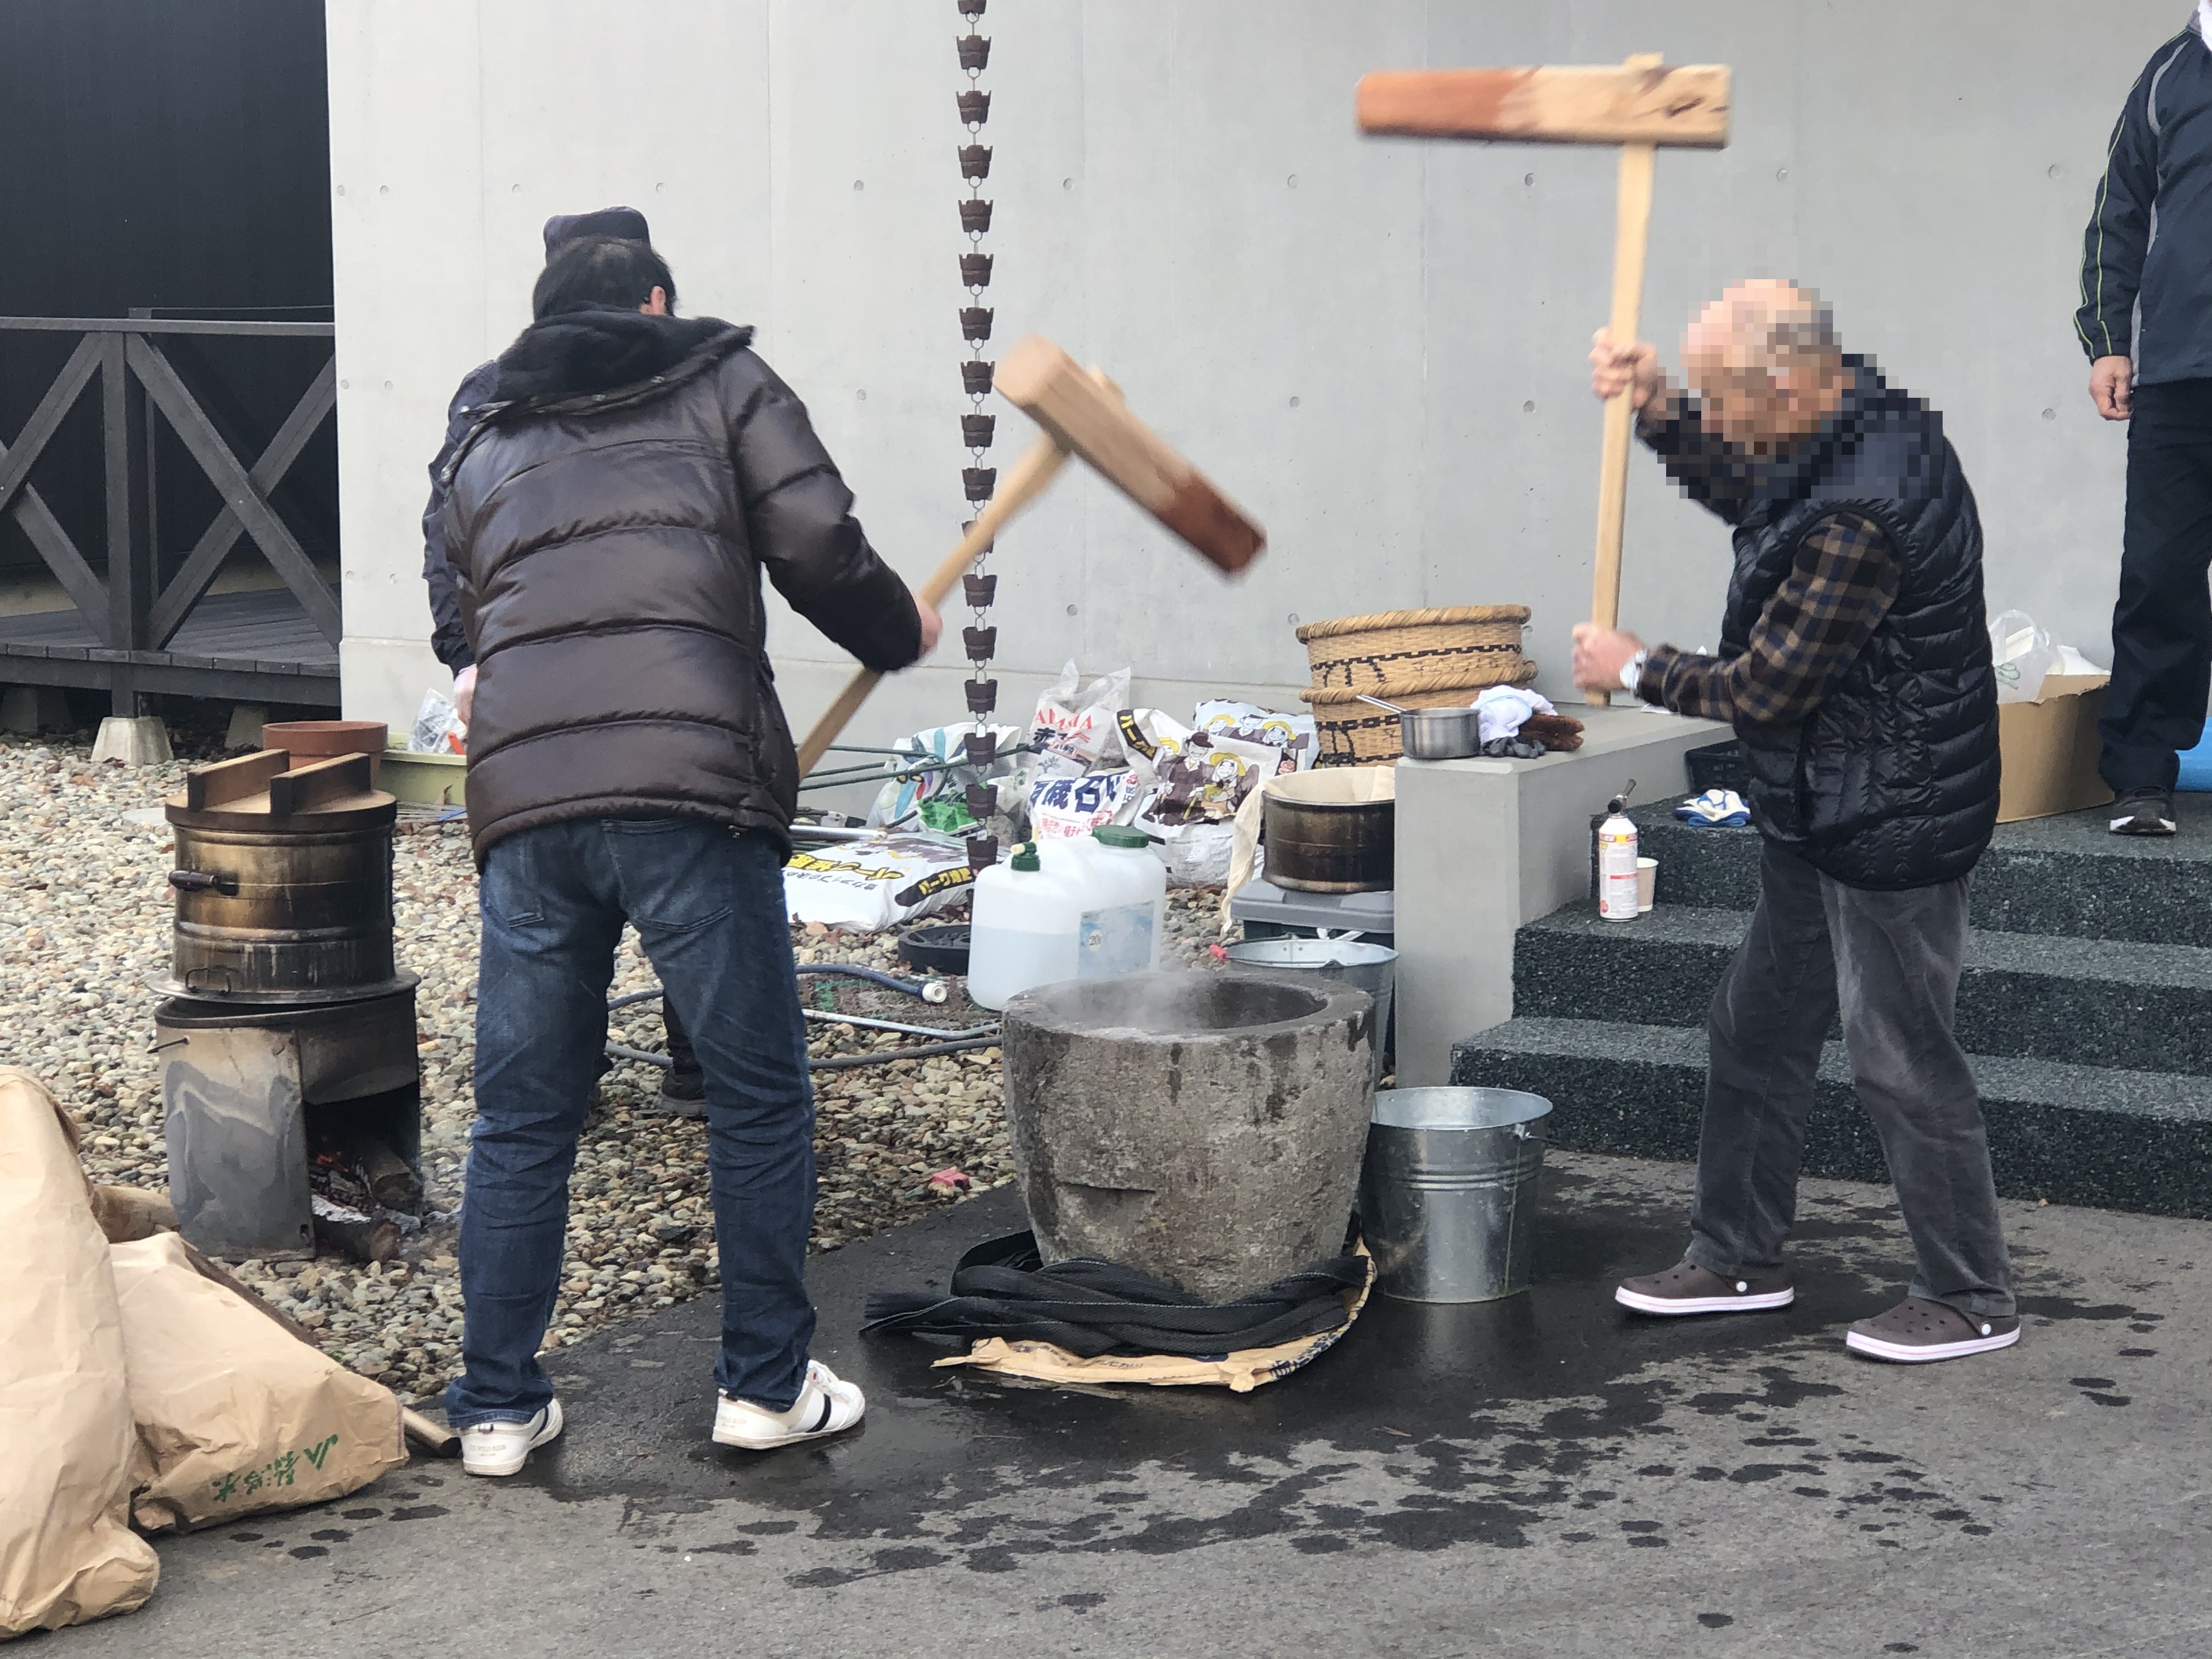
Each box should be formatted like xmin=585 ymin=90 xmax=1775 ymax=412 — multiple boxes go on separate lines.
xmin=1596 ymin=794 xmax=1640 ymax=922
xmin=1082 ymin=825 xmax=1168 ymax=975
xmin=967 ymin=845 xmax=1082 ymax=1010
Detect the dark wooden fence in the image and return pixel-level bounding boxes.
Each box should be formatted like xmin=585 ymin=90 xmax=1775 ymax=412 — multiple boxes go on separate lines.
xmin=0 ymin=315 xmax=338 ymax=713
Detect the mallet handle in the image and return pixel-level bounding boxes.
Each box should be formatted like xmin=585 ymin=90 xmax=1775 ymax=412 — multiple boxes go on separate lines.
xmin=793 ymin=431 xmax=1069 ymax=777
xmin=1587 ymin=67 xmax=1661 ymax=709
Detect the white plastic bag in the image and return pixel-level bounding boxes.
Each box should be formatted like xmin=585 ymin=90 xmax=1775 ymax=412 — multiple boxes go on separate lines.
xmin=783 ymin=832 xmax=977 ymax=932
xmin=1989 ymin=610 xmax=2057 ymax=705
xmin=1031 ymin=663 xmax=1133 ymax=766
xmin=1136 ymin=815 xmax=1239 ymax=886
xmin=409 ymin=689 xmax=466 ymax=754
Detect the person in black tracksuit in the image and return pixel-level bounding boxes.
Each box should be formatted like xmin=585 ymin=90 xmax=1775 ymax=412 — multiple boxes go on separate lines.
xmin=2079 ymin=7 xmax=2212 ymax=834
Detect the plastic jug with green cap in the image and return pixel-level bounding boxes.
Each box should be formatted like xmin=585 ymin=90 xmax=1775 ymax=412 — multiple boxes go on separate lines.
xmin=967 ymin=842 xmax=1082 ymax=1011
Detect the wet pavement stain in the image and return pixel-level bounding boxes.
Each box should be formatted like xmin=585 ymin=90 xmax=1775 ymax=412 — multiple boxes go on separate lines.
xmin=207 ymin=1156 xmax=2137 ymax=1587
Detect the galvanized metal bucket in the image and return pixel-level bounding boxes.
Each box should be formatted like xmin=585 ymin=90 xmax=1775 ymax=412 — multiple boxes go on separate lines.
xmin=1223 ymin=937 xmax=1395 ymax=1083
xmin=1358 ymin=1087 xmax=1550 ymax=1302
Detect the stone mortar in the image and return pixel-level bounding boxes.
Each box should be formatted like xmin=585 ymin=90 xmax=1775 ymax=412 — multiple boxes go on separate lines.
xmin=1000 ymin=969 xmax=1375 ymax=1302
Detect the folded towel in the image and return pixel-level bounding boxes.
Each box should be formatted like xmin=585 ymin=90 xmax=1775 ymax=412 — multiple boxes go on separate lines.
xmin=1471 ymin=685 xmax=1558 ymax=746
xmin=1674 ymin=788 xmax=1752 ymax=827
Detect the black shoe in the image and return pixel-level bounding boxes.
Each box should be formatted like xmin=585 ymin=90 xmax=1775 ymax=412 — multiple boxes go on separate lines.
xmin=2109 ymin=786 xmax=2177 ymax=837
xmin=651 ymin=1067 xmax=706 ymax=1118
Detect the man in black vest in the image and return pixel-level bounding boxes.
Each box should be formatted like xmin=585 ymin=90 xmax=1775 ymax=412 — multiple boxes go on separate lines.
xmin=2079 ymin=10 xmax=2212 ymax=836
xmin=1571 ymin=279 xmax=2018 ymax=1364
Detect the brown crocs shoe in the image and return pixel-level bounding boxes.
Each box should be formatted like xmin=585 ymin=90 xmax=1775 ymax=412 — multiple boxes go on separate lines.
xmin=1845 ymin=1296 xmax=2020 ymax=1363
xmin=1615 ymin=1259 xmax=1795 ymax=1316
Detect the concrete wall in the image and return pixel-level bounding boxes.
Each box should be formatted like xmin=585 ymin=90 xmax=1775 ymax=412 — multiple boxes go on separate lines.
xmin=328 ymin=0 xmax=2179 ymax=744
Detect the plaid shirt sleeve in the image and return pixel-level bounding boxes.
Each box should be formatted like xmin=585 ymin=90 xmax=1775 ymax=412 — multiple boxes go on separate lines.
xmin=1634 ymin=512 xmax=1901 ymax=727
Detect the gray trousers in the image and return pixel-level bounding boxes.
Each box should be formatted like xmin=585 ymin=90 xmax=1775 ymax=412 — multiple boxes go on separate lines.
xmin=1685 ymin=841 xmax=2016 ymax=1319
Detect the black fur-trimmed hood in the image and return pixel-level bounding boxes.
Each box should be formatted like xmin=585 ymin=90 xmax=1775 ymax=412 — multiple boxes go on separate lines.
xmin=489 ymin=307 xmax=753 ymax=408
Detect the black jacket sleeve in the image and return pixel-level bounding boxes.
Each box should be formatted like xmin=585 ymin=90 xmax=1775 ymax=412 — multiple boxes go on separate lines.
xmin=723 ymin=353 xmax=923 ymax=673
xmin=2076 ymin=41 xmax=2173 ymax=362
xmin=421 ymin=360 xmax=500 ymax=672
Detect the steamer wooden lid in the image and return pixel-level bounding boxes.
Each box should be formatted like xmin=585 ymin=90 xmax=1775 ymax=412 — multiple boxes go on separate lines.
xmin=165 ymin=749 xmax=397 ymax=831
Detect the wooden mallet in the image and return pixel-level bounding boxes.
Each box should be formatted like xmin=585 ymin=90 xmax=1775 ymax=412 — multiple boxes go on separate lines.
xmin=794 ymin=335 xmax=1265 ymax=774
xmin=1357 ymin=56 xmax=1732 ymax=705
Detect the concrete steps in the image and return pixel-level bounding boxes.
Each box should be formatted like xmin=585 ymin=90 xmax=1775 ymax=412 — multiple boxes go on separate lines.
xmin=1637 ymin=793 xmax=2212 ymax=946
xmin=1514 ymin=905 xmax=2212 ymax=1077
xmin=1453 ymin=1016 xmax=2212 ymax=1217
xmin=1453 ymin=793 xmax=2212 ymax=1217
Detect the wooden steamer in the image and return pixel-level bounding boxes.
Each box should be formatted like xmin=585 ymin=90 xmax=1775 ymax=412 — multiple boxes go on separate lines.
xmin=153 ymin=749 xmax=424 ymax=1262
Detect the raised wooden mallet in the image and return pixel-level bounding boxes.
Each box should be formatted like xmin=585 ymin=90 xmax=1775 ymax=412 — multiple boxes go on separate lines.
xmin=794 ymin=335 xmax=1265 ymax=774
xmin=1357 ymin=56 xmax=1732 ymax=705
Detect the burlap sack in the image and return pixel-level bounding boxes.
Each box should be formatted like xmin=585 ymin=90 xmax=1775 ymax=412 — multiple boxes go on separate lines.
xmin=109 ymin=1232 xmax=407 ymax=1533
xmin=0 ymin=1069 xmax=160 ymax=1638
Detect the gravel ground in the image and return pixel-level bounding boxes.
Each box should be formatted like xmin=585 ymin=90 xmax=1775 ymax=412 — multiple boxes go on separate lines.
xmin=1 ymin=728 xmax=1236 ymax=1406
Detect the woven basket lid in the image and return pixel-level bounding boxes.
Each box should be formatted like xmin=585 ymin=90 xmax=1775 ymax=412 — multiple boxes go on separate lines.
xmin=1294 ymin=605 xmax=1530 ymax=645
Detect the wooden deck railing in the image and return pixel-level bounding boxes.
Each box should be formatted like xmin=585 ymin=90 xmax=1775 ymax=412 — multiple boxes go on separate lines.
xmin=0 ymin=314 xmax=337 ymax=714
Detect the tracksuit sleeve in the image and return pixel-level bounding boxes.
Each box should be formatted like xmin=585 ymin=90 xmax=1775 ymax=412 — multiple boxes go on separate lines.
xmin=421 ymin=362 xmax=498 ymax=673
xmin=2076 ymin=53 xmax=2163 ymax=363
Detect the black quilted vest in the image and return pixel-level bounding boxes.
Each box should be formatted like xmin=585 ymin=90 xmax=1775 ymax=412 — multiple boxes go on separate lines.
xmin=1719 ymin=368 xmax=1999 ymax=890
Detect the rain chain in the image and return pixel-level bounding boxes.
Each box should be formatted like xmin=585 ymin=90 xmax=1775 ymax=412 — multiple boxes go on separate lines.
xmin=956 ymin=0 xmax=1001 ymax=867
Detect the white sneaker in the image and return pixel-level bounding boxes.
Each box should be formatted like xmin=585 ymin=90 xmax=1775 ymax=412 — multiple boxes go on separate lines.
xmin=712 ymin=1361 xmax=866 ymax=1450
xmin=460 ymin=1398 xmax=564 ymax=1477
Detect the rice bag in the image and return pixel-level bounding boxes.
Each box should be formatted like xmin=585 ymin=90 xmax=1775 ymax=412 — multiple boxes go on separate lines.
xmin=1030 ymin=768 xmax=1144 ymax=842
xmin=1193 ymin=699 xmax=1316 ymax=773
xmin=1140 ymin=731 xmax=1282 ymax=824
xmin=783 ymin=832 xmax=977 ymax=932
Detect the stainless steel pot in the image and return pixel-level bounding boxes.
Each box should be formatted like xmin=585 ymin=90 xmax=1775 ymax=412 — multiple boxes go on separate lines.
xmin=1356 ymin=693 xmax=1482 ymax=760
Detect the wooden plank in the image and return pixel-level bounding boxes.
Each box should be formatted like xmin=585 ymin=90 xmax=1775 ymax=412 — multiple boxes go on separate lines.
xmin=268 ymin=752 xmax=374 ymax=816
xmin=125 ymin=336 xmax=343 ymax=644
xmin=152 ymin=358 xmax=337 ymax=647
xmin=0 ymin=335 xmax=101 ymax=520
xmin=0 ymin=651 xmax=339 ymax=704
xmin=1356 ymin=63 xmax=1730 ymax=148
xmin=991 ymin=335 xmax=1265 ymax=574
xmin=186 ymin=750 xmax=292 ymax=811
xmin=0 ymin=610 xmax=99 ymax=646
xmin=0 ymin=317 xmax=333 ymax=337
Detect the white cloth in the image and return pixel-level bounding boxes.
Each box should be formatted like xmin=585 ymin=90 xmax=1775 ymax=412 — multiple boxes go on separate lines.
xmin=2200 ymin=0 xmax=2211 ymax=45
xmin=1470 ymin=685 xmax=1558 ymax=746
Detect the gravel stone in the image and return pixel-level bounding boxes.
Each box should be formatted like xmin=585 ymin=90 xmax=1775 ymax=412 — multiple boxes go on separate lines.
xmin=1 ymin=726 xmax=1238 ymax=1404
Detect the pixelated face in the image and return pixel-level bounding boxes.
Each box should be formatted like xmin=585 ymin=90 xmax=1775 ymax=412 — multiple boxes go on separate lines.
xmin=1684 ymin=359 xmax=1820 ymax=451
xmin=1684 ymin=281 xmax=1845 ymax=452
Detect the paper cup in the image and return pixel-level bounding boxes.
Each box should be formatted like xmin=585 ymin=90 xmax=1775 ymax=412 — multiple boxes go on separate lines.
xmin=1636 ymin=857 xmax=1657 ymax=913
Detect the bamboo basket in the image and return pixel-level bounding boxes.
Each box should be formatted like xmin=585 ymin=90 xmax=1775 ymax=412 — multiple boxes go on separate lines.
xmin=1296 ymin=605 xmax=1532 ymax=693
xmin=1295 ymin=606 xmax=1537 ymax=763
xmin=1301 ymin=670 xmax=1540 ymax=765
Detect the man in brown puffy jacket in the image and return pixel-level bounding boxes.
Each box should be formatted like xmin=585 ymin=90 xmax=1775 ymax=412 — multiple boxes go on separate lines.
xmin=437 ymin=233 xmax=940 ymax=1475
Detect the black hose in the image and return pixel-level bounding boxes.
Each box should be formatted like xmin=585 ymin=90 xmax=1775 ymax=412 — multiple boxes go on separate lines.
xmin=603 ymin=1034 xmax=997 ymax=1074
xmin=606 ymin=963 xmax=931 ymax=1018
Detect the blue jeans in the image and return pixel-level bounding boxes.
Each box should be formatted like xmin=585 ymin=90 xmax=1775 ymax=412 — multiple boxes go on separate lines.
xmin=445 ymin=818 xmax=816 ymax=1427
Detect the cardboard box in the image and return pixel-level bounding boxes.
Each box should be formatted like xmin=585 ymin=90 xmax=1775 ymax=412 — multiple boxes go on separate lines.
xmin=1996 ymin=673 xmax=2112 ymax=824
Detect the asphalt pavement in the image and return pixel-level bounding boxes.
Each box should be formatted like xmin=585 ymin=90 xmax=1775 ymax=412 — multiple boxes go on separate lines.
xmin=55 ymin=1151 xmax=2211 ymax=1659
